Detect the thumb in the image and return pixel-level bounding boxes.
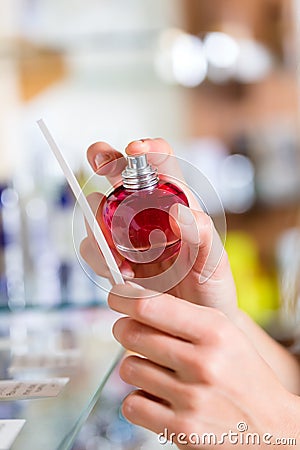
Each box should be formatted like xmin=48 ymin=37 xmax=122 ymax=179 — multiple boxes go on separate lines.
xmin=170 ymin=203 xmax=226 ymax=283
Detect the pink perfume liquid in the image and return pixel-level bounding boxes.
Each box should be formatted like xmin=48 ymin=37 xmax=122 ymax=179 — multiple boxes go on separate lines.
xmin=101 ymin=180 xmax=189 ymax=264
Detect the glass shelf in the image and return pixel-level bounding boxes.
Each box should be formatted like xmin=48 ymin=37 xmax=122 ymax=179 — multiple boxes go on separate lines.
xmin=71 ymin=357 xmax=174 ymax=450
xmin=0 ymin=306 xmax=123 ymax=450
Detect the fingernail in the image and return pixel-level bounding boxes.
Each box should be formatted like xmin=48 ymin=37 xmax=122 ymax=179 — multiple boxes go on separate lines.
xmin=94 ymin=152 xmax=113 ymax=170
xmin=135 ymin=140 xmax=149 ymax=149
xmin=177 ymin=204 xmax=194 ymax=225
xmin=126 ymin=281 xmax=145 ymax=290
xmin=125 ymin=140 xmax=149 ymax=153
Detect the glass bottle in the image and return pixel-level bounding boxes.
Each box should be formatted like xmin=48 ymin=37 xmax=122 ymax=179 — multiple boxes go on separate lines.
xmin=101 ymin=154 xmax=189 ymax=264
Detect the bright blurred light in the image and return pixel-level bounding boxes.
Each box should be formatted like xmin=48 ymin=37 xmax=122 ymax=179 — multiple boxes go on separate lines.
xmin=206 ymin=64 xmax=235 ymax=84
xmin=155 ymin=30 xmax=272 ymax=87
xmin=172 ymin=33 xmax=207 ymax=87
xmin=235 ymin=39 xmax=273 ymax=83
xmin=204 ymin=32 xmax=239 ymax=69
xmin=220 ymin=154 xmax=255 ymax=213
xmin=155 ymin=29 xmax=207 ymax=87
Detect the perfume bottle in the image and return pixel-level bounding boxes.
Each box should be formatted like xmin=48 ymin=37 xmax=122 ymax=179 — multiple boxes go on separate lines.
xmin=101 ymin=154 xmax=189 ymax=264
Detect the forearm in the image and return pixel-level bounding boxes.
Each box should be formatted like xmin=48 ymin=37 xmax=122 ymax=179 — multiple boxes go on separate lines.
xmin=236 ymin=309 xmax=300 ymax=395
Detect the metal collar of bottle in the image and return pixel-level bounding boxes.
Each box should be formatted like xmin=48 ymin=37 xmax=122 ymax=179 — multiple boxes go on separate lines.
xmin=122 ymin=154 xmax=159 ymax=190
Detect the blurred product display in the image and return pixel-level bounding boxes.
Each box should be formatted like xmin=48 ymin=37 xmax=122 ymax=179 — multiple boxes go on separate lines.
xmin=225 ymin=231 xmax=279 ymax=326
xmin=1 ymin=187 xmax=25 ymax=309
xmin=276 ymin=228 xmax=300 ymax=338
xmin=0 ymin=178 xmax=107 ymax=309
xmin=0 ymin=307 xmax=122 ymax=450
xmin=0 ymin=184 xmax=9 ymax=306
xmin=0 ymin=0 xmax=300 ymax=448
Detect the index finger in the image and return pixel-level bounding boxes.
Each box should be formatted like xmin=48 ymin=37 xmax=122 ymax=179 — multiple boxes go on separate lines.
xmin=87 ymin=141 xmax=127 ymax=186
xmin=108 ymin=282 xmax=225 ymax=344
xmin=126 ymin=138 xmax=180 ymax=178
xmin=127 ymin=139 xmax=200 ymax=209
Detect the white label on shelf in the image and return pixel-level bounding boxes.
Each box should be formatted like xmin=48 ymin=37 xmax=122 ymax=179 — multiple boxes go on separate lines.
xmin=0 ymin=378 xmax=69 ymax=400
xmin=0 ymin=338 xmax=14 ymax=350
xmin=9 ymin=351 xmax=80 ymax=372
xmin=0 ymin=419 xmax=26 ymax=450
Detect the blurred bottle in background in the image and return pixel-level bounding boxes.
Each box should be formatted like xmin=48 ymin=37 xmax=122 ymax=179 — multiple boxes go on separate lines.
xmin=24 ymin=185 xmax=61 ymax=307
xmin=226 ymin=231 xmax=279 ymax=327
xmin=1 ymin=186 xmax=25 ymax=310
xmin=276 ymin=227 xmax=300 ymax=343
xmin=0 ymin=184 xmax=9 ymax=306
xmin=51 ymin=183 xmax=75 ymax=304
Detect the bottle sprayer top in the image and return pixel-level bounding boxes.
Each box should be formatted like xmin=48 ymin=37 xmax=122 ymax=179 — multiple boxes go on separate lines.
xmin=122 ymin=154 xmax=159 ymax=190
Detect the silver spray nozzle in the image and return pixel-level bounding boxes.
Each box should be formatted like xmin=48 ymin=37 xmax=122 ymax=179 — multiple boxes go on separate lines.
xmin=122 ymin=154 xmax=159 ymax=189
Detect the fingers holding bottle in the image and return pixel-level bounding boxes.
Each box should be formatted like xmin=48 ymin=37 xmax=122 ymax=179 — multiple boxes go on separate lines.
xmin=126 ymin=138 xmax=200 ymax=210
xmin=87 ymin=138 xmax=200 ymax=210
xmin=82 ymin=139 xmax=229 ymax=292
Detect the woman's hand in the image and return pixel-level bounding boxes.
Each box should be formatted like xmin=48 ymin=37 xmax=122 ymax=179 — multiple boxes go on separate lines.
xmin=80 ymin=138 xmax=238 ymax=320
xmin=80 ymin=138 xmax=300 ymax=394
xmin=108 ymin=283 xmax=300 ymax=449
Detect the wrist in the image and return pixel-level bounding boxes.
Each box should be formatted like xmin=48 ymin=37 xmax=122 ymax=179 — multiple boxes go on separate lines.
xmin=272 ymin=392 xmax=300 ymax=446
xmin=286 ymin=393 xmax=300 ymax=442
xmin=255 ymin=390 xmax=300 ymax=448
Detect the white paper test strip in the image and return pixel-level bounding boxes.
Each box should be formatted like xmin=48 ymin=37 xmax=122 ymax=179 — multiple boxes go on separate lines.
xmin=0 ymin=420 xmax=26 ymax=450
xmin=37 ymin=119 xmax=124 ymax=286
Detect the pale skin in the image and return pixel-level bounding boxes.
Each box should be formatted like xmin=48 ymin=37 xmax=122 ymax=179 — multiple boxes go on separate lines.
xmin=80 ymin=138 xmax=300 ymax=448
xmin=108 ymin=284 xmax=300 ymax=449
